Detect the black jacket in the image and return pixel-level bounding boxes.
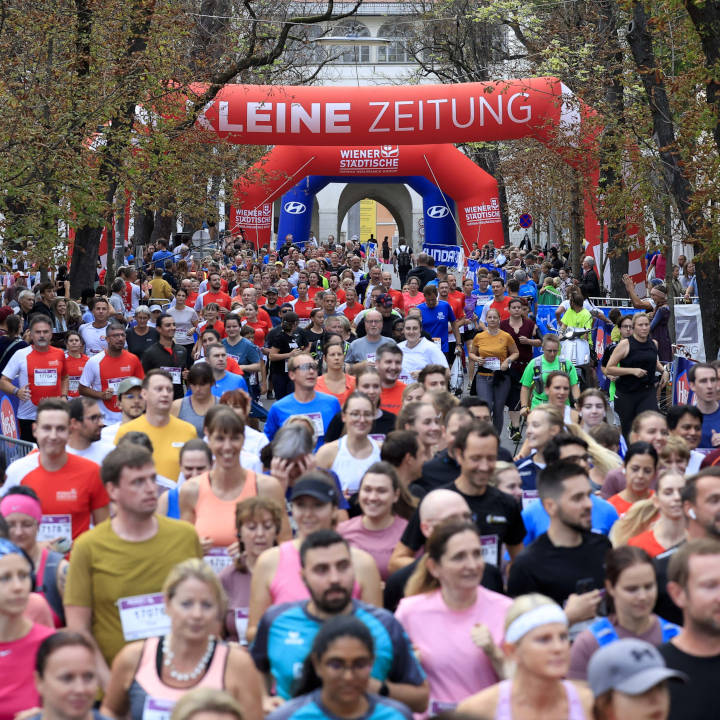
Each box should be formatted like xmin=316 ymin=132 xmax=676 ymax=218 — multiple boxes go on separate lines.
xmin=141 ymin=341 xmax=187 ymax=399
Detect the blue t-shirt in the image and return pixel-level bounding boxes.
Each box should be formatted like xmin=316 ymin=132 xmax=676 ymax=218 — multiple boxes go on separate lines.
xmin=700 ymin=406 xmax=720 ymax=449
xmin=515 ymin=454 xmax=545 ymax=491
xmin=151 ymin=249 xmax=174 ymax=266
xmin=223 ymin=337 xmax=261 ymax=366
xmin=264 ymin=392 xmax=341 ymax=450
xmin=212 ymin=371 xmax=248 ymax=398
xmin=267 ymin=690 xmax=412 ymax=720
xmin=522 ymin=493 xmax=619 ymax=545
xmin=519 ymin=281 xmax=538 ymax=306
xmin=417 ymin=301 xmax=456 ymax=352
xmin=251 ymin=600 xmax=425 ymax=700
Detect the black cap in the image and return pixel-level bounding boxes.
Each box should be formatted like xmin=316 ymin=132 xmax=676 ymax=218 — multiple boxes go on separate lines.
xmin=282 ymin=311 xmax=299 ymax=322
xmin=290 ymin=478 xmax=339 ymax=505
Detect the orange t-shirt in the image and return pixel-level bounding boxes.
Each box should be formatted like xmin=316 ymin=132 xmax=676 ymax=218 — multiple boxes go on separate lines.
xmin=200 ymin=291 xmax=232 ymax=310
xmin=316 ymin=374 xmax=356 ymax=406
xmin=343 ymin=303 xmax=363 ymax=323
xmin=21 ymin=453 xmax=110 ymax=540
xmin=293 ymin=298 xmax=316 ymax=319
xmin=628 ymin=527 xmax=665 ymax=557
xmin=608 ymin=490 xmax=654 ymax=517
xmin=308 ymin=286 xmax=323 ymax=299
xmin=388 ymin=289 xmax=405 ymax=313
xmin=380 ymin=381 xmax=406 ymax=414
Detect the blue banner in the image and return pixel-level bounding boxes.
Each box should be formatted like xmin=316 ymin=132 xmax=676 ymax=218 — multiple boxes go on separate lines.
xmin=424 ymin=243 xmax=462 ymax=270
xmin=672 ymin=355 xmax=696 ymax=405
xmin=0 ymin=390 xmax=19 ymax=438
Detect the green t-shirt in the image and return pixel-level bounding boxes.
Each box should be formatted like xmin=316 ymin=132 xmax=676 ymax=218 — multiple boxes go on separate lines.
xmin=64 ymin=515 xmax=202 ymax=665
xmin=520 ymin=355 xmax=579 ymax=407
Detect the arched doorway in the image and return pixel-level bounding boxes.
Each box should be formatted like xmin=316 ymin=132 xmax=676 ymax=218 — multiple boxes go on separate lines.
xmin=336 ymin=182 xmax=413 ymax=244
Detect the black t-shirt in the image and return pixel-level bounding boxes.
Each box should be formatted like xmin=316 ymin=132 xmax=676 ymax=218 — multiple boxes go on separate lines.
xmin=407 ymin=266 xmax=437 ymax=290
xmin=383 ymin=556 xmax=504 ymax=613
xmin=653 ymin=544 xmax=684 ymax=625
xmin=265 ymin=326 xmax=302 ymax=374
xmin=507 ymin=531 xmax=611 ymax=605
xmin=659 ymin=643 xmax=720 ymax=720
xmin=126 ymin=327 xmax=159 ymax=360
xmin=324 ymin=409 xmax=397 ymax=444
xmin=400 ymin=482 xmax=525 ymax=567
xmin=141 ymin=342 xmax=187 ymax=399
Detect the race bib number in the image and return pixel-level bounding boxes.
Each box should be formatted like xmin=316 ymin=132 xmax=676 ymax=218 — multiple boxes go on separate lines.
xmin=398 ymin=373 xmax=412 ymax=384
xmin=34 ymin=368 xmax=58 ymax=387
xmin=204 ymin=547 xmax=233 ymax=574
xmin=175 ymin=329 xmax=189 ymax=343
xmin=480 ymin=535 xmax=499 ymax=566
xmin=68 ymin=376 xmax=80 ymax=393
xmin=161 ymin=366 xmax=182 ymax=384
xmin=522 ymin=490 xmax=540 ymax=509
xmin=235 ymin=607 xmax=249 ymax=645
xmin=306 ymin=412 xmax=325 ymax=437
xmin=107 ymin=377 xmax=126 ymax=394
xmin=298 ymin=318 xmax=311 ymax=329
xmin=432 ymin=337 xmax=442 ymax=347
xmin=117 ymin=593 xmax=171 ymax=641
xmin=366 ymin=353 xmax=376 ymax=364
xmin=142 ymin=697 xmax=175 ymax=720
xmin=38 ymin=514 xmax=72 ymax=542
xmin=483 ymin=357 xmax=501 ymax=371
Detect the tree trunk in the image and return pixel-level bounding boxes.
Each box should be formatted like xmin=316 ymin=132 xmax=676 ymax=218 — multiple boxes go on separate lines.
xmin=569 ymin=175 xmax=584 ymax=279
xmin=151 ymin=210 xmax=174 ymax=242
xmin=627 ymin=1 xmax=720 ymax=358
xmin=133 ymin=206 xmax=154 ymax=247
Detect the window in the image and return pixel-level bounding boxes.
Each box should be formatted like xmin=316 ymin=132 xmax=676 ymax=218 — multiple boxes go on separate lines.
xmin=331 ymin=20 xmax=371 ymax=63
xmin=377 ymin=21 xmax=411 ymax=63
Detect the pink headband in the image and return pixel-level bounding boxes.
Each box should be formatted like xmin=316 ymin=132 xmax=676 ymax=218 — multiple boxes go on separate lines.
xmin=0 ymin=495 xmax=42 ymax=523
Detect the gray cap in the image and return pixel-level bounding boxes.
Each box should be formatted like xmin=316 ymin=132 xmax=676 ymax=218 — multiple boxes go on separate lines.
xmin=149 ymin=304 xmax=163 ymax=312
xmin=116 ymin=377 xmax=143 ymax=397
xmin=587 ymin=638 xmax=687 ymax=697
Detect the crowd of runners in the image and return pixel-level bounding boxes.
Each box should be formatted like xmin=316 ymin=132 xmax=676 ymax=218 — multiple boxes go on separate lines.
xmin=0 ymin=231 xmax=717 ymax=720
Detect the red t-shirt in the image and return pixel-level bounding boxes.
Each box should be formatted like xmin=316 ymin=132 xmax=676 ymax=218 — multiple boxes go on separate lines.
xmin=65 ymin=354 xmax=88 ymax=398
xmin=608 ymin=491 xmax=654 ymax=517
xmin=5 ymin=346 xmax=67 ymax=409
xmin=187 ymin=292 xmax=199 ymax=306
xmin=308 ymin=286 xmax=323 ymax=299
xmin=343 ymin=302 xmax=363 ymax=323
xmin=443 ymin=294 xmax=465 ymax=321
xmin=278 ymin=294 xmax=295 ymax=305
xmin=333 ymin=288 xmax=347 ymax=303
xmin=198 ymin=319 xmax=226 ymax=339
xmin=387 ymin=289 xmax=405 ymax=313
xmin=200 ymin=291 xmax=232 ymax=310
xmin=628 ymin=528 xmax=666 ymax=557
xmin=79 ymin=350 xmax=145 ymax=417
xmin=380 ymin=381 xmax=406 ymax=415
xmin=244 ymin=320 xmax=267 ymax=348
xmin=293 ymin=298 xmax=316 ymax=319
xmin=20 ymin=453 xmax=110 ymax=539
xmin=488 ymin=296 xmax=512 ymax=321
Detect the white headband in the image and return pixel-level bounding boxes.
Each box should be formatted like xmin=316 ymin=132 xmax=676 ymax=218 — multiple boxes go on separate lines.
xmin=505 ymin=604 xmax=568 ymax=644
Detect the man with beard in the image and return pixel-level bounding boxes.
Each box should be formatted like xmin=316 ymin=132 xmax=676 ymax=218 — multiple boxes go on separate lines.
xmin=250 ymin=528 xmax=428 ymax=711
xmin=660 ymin=539 xmax=720 ymax=720
xmin=376 ymin=343 xmax=406 ymax=414
xmin=508 ymin=460 xmax=609 ymax=628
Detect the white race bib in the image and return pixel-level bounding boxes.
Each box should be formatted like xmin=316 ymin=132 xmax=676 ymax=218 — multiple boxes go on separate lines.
xmin=483 ymin=357 xmax=501 ymax=371
xmin=68 ymin=376 xmax=80 ymax=393
xmin=366 ymin=353 xmax=376 ymax=365
xmin=38 ymin=514 xmax=72 ymax=542
xmin=432 ymin=337 xmax=442 ymax=347
xmin=204 ymin=547 xmax=233 ymax=574
xmin=107 ymin=377 xmax=126 ymax=394
xmin=480 ymin=535 xmax=499 ymax=566
xmin=161 ymin=366 xmax=182 ymax=384
xmin=305 ymin=412 xmax=325 ymax=438
xmin=234 ymin=607 xmax=250 ymax=645
xmin=33 ymin=368 xmax=57 ymax=387
xmin=117 ymin=593 xmax=171 ymax=641
xmin=142 ymin=697 xmax=175 ymax=720
xmin=522 ymin=490 xmax=540 ymax=509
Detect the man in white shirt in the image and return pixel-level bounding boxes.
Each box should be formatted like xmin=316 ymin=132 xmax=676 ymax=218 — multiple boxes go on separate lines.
xmin=67 ymin=397 xmax=114 ymax=465
xmin=79 ymin=297 xmax=111 ymax=355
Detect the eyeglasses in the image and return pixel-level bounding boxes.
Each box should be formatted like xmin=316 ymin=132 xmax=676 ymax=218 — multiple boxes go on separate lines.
xmin=347 ymin=411 xmax=374 ymax=420
xmin=292 ymin=363 xmax=316 ymax=372
xmin=323 ymin=658 xmax=372 ymax=673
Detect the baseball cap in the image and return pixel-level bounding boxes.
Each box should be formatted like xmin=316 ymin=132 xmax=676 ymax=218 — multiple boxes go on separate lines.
xmin=376 ymin=293 xmax=394 ymax=308
xmin=266 ymin=287 xmax=278 ymax=295
xmin=587 ymin=638 xmax=687 ymax=697
xmin=116 ymin=377 xmax=143 ymax=397
xmin=290 ymin=478 xmax=339 ymax=506
xmin=149 ymin=304 xmax=163 ymax=312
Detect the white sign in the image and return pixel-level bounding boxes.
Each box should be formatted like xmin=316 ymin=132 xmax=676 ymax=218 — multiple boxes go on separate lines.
xmin=674 ymin=304 xmax=705 ymax=362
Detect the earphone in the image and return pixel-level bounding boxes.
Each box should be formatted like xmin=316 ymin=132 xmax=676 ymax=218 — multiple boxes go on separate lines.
xmin=689 ymin=508 xmax=697 ymax=520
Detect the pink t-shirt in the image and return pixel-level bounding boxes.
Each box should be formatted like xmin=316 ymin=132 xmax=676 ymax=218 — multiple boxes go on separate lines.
xmin=0 ymin=622 xmax=55 ymax=720
xmin=337 ymin=515 xmax=408 ymax=580
xmin=395 ymin=587 xmax=512 ymax=714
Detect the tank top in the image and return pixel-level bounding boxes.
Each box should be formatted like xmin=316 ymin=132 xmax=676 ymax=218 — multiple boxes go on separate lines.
xmin=194 ymin=470 xmax=258 ymax=547
xmin=177 ymin=395 xmax=216 ymax=435
xmin=128 ymin=636 xmax=228 ymax=720
xmin=616 ymin=335 xmax=658 ymax=394
xmin=494 ymin=679 xmax=585 ymax=720
xmin=330 ymin=436 xmax=382 ymax=494
xmin=35 ymin=547 xmax=65 ymax=627
xmin=269 ymin=540 xmax=362 ymax=604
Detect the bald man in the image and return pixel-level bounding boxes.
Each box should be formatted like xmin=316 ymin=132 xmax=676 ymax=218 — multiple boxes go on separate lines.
xmin=383 ymin=488 xmax=504 ymax=611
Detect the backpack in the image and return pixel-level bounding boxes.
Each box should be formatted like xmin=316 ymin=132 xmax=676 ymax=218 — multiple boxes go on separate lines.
xmin=532 ymin=355 xmax=573 ymax=395
xmin=397 ymin=246 xmax=412 ymax=270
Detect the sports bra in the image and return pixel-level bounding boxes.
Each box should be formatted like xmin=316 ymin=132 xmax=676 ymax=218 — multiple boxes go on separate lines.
xmin=494 ymin=680 xmax=585 ymax=720
xmin=128 ymin=636 xmax=228 ymax=720
xmin=193 ymin=470 xmax=257 ymax=547
xmin=269 ymin=540 xmax=362 ymax=604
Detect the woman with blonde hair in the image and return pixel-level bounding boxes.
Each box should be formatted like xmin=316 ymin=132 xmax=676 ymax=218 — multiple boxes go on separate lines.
xmin=102 ymin=559 xmax=264 ymax=720
xmin=170 ymin=688 xmax=243 ymax=720
xmin=458 ymin=593 xmax=593 ymax=720
xmin=395 ymin=402 xmax=443 ymax=462
xmin=490 ymin=462 xmax=523 ymax=504
xmin=397 ymin=522 xmax=511 ymax=711
xmin=402 ymin=382 xmax=424 ymax=404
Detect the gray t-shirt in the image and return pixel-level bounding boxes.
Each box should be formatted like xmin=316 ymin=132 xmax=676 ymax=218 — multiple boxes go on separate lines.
xmin=345 ymin=336 xmax=396 ymax=364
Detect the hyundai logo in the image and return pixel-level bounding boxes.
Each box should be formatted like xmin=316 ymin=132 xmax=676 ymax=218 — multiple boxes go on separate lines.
xmin=427 ymin=205 xmax=450 ymax=219
xmin=283 ymin=201 xmax=307 ymax=215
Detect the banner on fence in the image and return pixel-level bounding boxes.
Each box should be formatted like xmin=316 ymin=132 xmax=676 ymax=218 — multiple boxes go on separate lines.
xmin=674 ymin=304 xmax=705 ymax=362
xmin=424 ymin=243 xmax=463 ymax=270
xmin=673 ymin=355 xmax=696 ymax=406
xmin=0 ymin=391 xmax=19 ymax=439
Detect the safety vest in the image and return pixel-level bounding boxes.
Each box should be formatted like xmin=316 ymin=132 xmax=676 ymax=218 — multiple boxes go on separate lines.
xmin=589 ymin=616 xmax=680 ymax=647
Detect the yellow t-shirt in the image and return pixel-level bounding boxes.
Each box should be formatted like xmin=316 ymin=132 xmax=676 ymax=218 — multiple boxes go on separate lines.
xmin=114 ymin=415 xmax=198 ymax=481
xmin=471 ymin=330 xmax=516 ymax=371
xmin=149 ymin=277 xmax=173 ymax=301
xmin=64 ymin=515 xmax=202 ymax=665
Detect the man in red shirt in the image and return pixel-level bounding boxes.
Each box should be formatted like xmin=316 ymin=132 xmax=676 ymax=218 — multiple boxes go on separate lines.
xmin=342 ymin=286 xmax=363 ymax=323
xmin=78 ymin=321 xmax=145 ymax=424
xmin=19 ymin=398 xmax=110 ymax=541
xmin=438 ymin=279 xmax=465 ymax=322
xmin=377 ymin=344 xmax=406 ymax=415
xmin=381 ymin=270 xmax=405 ymax=313
xmin=0 ymin=314 xmax=67 ymax=442
xmin=292 ymin=281 xmax=315 ymax=328
xmin=328 ymin=274 xmax=346 ymax=303
xmin=194 ymin=271 xmax=232 ymax=314
xmin=479 ymin=278 xmax=512 ymax=328
xmin=447 ymin=273 xmax=466 ymax=305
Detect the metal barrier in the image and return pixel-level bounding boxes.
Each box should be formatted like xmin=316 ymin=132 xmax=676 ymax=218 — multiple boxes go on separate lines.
xmin=0 ymin=434 xmax=36 ymax=476
xmin=589 ymin=296 xmax=699 ymax=306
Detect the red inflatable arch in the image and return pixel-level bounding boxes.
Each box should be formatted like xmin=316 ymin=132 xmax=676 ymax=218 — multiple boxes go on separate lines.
xmin=191 ymin=76 xmax=642 ymax=278
xmin=230 ymin=143 xmax=504 ymax=250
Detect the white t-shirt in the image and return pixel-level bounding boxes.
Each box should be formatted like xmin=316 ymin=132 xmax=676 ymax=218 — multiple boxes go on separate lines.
xmin=79 ymin=322 xmax=109 ymax=356
xmin=398 ymin=338 xmax=449 ymax=384
xmin=67 ymin=441 xmax=114 ymax=466
xmin=168 ymin=306 xmax=199 ymax=345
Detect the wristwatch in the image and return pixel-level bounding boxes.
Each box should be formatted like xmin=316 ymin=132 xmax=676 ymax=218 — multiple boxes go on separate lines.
xmin=379 ymin=683 xmax=390 ymax=696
